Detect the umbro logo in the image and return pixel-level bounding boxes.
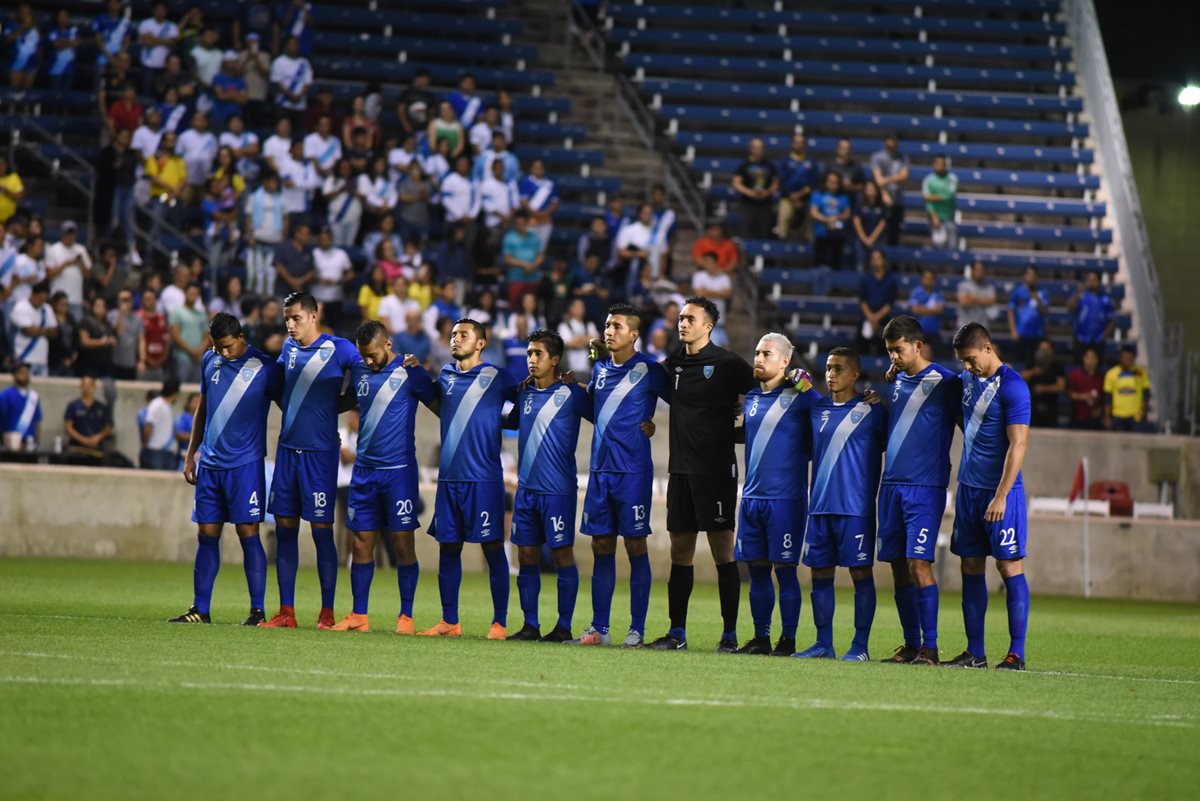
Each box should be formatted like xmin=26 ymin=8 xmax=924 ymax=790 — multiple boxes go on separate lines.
xmin=857 ymin=552 xmax=868 ymax=560
xmin=913 ymin=545 xmax=926 ymax=555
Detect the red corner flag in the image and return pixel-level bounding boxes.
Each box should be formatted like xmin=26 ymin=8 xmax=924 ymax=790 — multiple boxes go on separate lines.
xmin=1068 ymin=458 xmax=1086 ymax=503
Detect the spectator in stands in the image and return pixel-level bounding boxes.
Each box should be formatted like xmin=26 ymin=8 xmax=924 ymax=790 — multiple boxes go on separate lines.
xmin=870 ymin=134 xmax=910 ymax=247
xmin=692 ymin=221 xmax=738 ymax=274
xmin=503 ymin=211 xmax=546 ymax=309
xmin=107 ymin=84 xmax=143 ymax=137
xmin=613 ymin=203 xmax=655 ymax=302
xmin=518 ymin=159 xmax=559 ymax=253
xmin=732 ymin=138 xmax=779 ymax=241
xmin=1007 ymin=266 xmax=1049 ymax=366
xmin=449 ymin=73 xmax=482 ymax=129
xmin=573 ymin=252 xmax=611 ymax=329
xmin=47 ymin=9 xmax=82 ymax=93
xmin=387 ymin=134 xmax=418 ymax=182
xmin=273 ymin=0 xmax=315 ymax=57
xmin=479 ymin=158 xmax=519 ymax=268
xmin=93 ymin=0 xmax=132 ymax=72
xmin=154 ymin=53 xmax=197 ymax=107
xmin=144 ymin=130 xmax=186 ymax=242
xmin=175 ymin=391 xmax=199 ymax=463
xmin=311 ymin=226 xmax=352 ymax=329
xmin=922 ymin=154 xmax=958 ymax=250
xmin=1067 ymin=347 xmax=1105 ymax=430
xmin=441 ymin=156 xmax=480 ymax=246
xmin=316 ymin=159 xmax=359 ymax=247
xmin=189 ymin=27 xmax=222 ymax=89
xmin=4 ymin=4 xmax=39 ymax=91
xmin=44 ymin=222 xmax=91 ymax=322
xmin=91 ymin=245 xmax=124 ymax=305
xmin=691 ymin=253 xmax=733 ymax=330
xmin=474 ymin=131 xmax=521 ymax=184
xmin=342 ymin=95 xmax=380 ymax=152
xmin=10 ymin=282 xmax=55 ymax=377
xmin=399 ymin=68 xmax=436 ymax=137
xmin=237 ymin=33 xmax=271 ymax=126
xmin=859 ymin=249 xmax=897 ymax=355
xmin=220 ymin=115 xmax=261 ymax=185
xmin=137 ymin=2 xmax=179 ymax=97
xmin=47 ymin=291 xmax=78 ymax=377
xmin=824 ymin=138 xmax=863 ymax=198
xmin=141 ymin=377 xmax=180 ymax=470
xmin=358 ymin=155 xmax=397 ymax=236
xmin=811 ymin=172 xmax=851 ymax=271
xmin=262 ymin=117 xmax=292 ymax=176
xmin=496 ymin=90 xmax=516 ymax=145
xmin=176 ymin=6 xmax=207 ymax=56
xmin=210 ymin=51 xmax=249 ymax=129
xmin=469 ymin=107 xmax=500 ymax=156
xmin=467 ymin=288 xmax=500 ymax=330
xmin=577 ymin=216 xmax=613 ymax=271
xmin=378 ymin=275 xmax=420 ymax=335
xmin=0 ymin=362 xmax=41 ymax=449
xmin=396 ymin=160 xmax=432 ymax=246
xmin=363 ymin=215 xmax=404 ymax=273
xmin=304 ymin=115 xmax=341 ymax=179
xmin=95 ymin=131 xmax=137 ymax=256
xmin=273 ymin=222 xmax=314 ymax=295
xmin=357 ymin=265 xmax=388 ymax=323
xmin=137 ymin=288 xmax=170 ymax=380
xmin=393 ymin=309 xmax=432 ymax=370
xmin=428 ymin=101 xmax=466 ymax=161
xmin=63 ymin=375 xmax=113 ymax=464
xmin=270 ymin=36 xmax=312 ymax=129
xmin=245 ymin=169 xmax=287 ymax=291
xmin=777 ymin=133 xmax=819 ymax=242
xmin=647 ymin=183 xmax=677 ymax=276
xmin=408 ymin=261 xmax=432 ymax=309
xmin=1021 ymin=339 xmax=1066 ymax=427
xmin=1068 ymin=270 xmax=1115 ymax=363
xmin=650 ymin=300 xmax=681 ymax=354
xmin=159 ymin=264 xmax=192 ymax=319
xmin=907 ymin=268 xmax=946 ymax=354
xmin=557 ymin=298 xmax=598 ymax=375
xmin=851 ymin=181 xmax=888 ymax=271
xmin=156 ymin=85 xmax=189 ymax=136
xmin=506 ymin=291 xmax=545 ymax=341
xmin=233 ymin=1 xmax=271 ymax=50
xmin=177 ymin=111 xmax=218 ymax=204
xmin=539 ymin=256 xmax=574 ymax=327
xmin=422 ymin=281 xmax=463 ymax=340
xmin=77 ymin=296 xmax=117 ymax=378
xmin=97 ymin=51 xmax=134 ymax=123
xmin=169 ymin=282 xmax=208 ymax=383
xmin=1105 ymin=346 xmax=1151 ymax=432
xmin=956 ymin=259 xmax=997 ymax=331
xmin=0 ymin=156 xmax=25 ymax=226
xmin=278 ymin=139 xmax=321 ymax=230
xmin=207 ymin=275 xmax=245 ymax=321
xmin=7 ymin=237 xmax=45 ymax=309
xmin=421 ymin=137 xmax=452 ymax=191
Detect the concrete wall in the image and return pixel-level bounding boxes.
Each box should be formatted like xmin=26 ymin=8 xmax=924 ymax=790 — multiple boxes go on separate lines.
xmin=2 ymin=464 xmax=1198 ymax=602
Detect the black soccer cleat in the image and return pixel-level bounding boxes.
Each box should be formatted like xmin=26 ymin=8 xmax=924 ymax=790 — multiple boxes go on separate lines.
xmin=242 ymin=608 xmax=266 ymax=626
xmin=645 ymin=633 xmax=688 ymax=652
xmin=736 ymin=637 xmax=772 ymax=655
xmin=507 ymin=624 xmax=542 ymax=641
xmin=942 ymin=650 xmax=988 ymax=669
xmin=168 ymin=605 xmax=211 ymax=624
xmin=912 ymin=647 xmax=940 ymax=666
xmin=715 ymin=638 xmax=739 ymax=654
xmin=879 ymin=644 xmax=920 ymax=664
xmin=539 ymin=625 xmax=572 ymax=643
xmin=995 ymin=653 xmax=1025 ymax=671
xmin=770 ymin=636 xmax=797 ymax=657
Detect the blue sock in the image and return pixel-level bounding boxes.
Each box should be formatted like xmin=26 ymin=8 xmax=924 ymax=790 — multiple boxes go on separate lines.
xmin=591 ymin=552 xmax=616 ymax=635
xmin=748 ymin=564 xmax=775 ymax=639
xmin=438 ymin=548 xmax=462 ymax=625
xmin=962 ymin=573 xmax=989 ymax=660
xmin=917 ymin=584 xmax=940 ymax=650
xmin=274 ymin=525 xmax=299 ymax=607
xmin=811 ymin=577 xmax=835 ymax=649
xmin=556 ymin=563 xmax=579 ymax=631
xmin=397 ymin=561 xmax=419 ymax=618
xmin=484 ymin=547 xmax=510 ymax=627
xmin=312 ymin=528 xmax=338 ymax=609
xmin=894 ymin=583 xmax=921 ymax=648
xmin=517 ymin=562 xmax=540 ymax=628
xmin=350 ymin=561 xmax=374 ymax=615
xmin=775 ymin=566 xmax=801 ymax=641
xmin=193 ymin=534 xmax=221 ymax=615
xmin=239 ymin=534 xmax=266 ymax=611
xmin=1003 ymin=574 xmax=1029 ymax=660
xmin=852 ymin=576 xmax=877 ymax=652
xmin=628 ymin=553 xmax=651 ymax=636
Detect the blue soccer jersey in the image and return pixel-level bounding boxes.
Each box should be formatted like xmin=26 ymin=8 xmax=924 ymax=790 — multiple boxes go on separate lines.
xmin=742 ymin=385 xmax=816 ymax=500
xmin=351 ymin=356 xmax=436 ymax=470
xmin=198 ymin=346 xmax=282 ymax=469
xmin=958 ymin=364 xmax=1031 ymax=491
xmin=511 ymin=381 xmax=592 ymax=495
xmin=809 ymin=394 xmax=888 ymax=516
xmin=588 ymin=351 xmax=667 ymax=474
xmin=882 ymin=363 xmax=961 ymax=488
xmin=436 ymin=361 xmax=518 ymax=482
xmin=278 ymin=334 xmax=361 ymax=452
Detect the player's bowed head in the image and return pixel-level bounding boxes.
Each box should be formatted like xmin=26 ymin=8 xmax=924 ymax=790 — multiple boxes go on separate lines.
xmin=883 ymin=315 xmax=931 ymax=379
xmin=283 ymin=290 xmax=321 ymax=347
xmin=210 ymin=312 xmax=248 ymax=361
xmin=952 ymin=322 xmax=1000 ymax=378
xmin=355 ymin=320 xmax=395 ymax=372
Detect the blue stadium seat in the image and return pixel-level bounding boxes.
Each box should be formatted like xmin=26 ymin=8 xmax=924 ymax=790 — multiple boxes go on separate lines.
xmin=512 ymin=146 xmax=604 ymax=167
xmin=902 ymin=220 xmax=1111 ymax=245
xmin=515 ymin=122 xmax=588 ymax=142
xmin=554 ymin=175 xmax=622 ymax=195
xmin=709 ymin=185 xmax=1105 ymax=218
xmin=311 ymin=33 xmax=538 ymax=64
xmin=743 ymin=241 xmax=1118 ymax=273
xmin=760 ymin=270 xmax=1126 ymax=304
xmin=309 ymin=58 xmax=552 ymax=90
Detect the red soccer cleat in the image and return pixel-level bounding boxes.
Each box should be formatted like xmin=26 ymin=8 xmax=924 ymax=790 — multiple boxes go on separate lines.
xmin=258 ymin=606 xmax=298 ymax=628
xmin=316 ymin=607 xmax=336 ymax=629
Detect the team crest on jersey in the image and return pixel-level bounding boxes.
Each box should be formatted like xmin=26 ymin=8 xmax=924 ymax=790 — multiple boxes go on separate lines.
xmin=703 ymin=365 xmax=714 ymax=379
xmin=779 ymin=395 xmax=792 ymax=409
xmin=851 ymin=409 xmax=865 ymax=424
xmin=553 ymin=391 xmax=566 ymax=407
xmin=348 ymin=507 xmax=356 ymax=521
xmin=389 ymin=375 xmax=403 ymax=391
xmin=479 ymin=374 xmax=492 ymax=389
xmin=922 ymin=378 xmax=937 ymax=395
xmin=240 ymin=367 xmax=255 ymax=382
xmin=629 ymin=369 xmax=642 ymax=384
xmin=319 ymin=345 xmax=332 ymax=362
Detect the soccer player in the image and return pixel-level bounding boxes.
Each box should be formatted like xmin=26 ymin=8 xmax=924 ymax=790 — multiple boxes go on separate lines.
xmin=169 ymin=313 xmax=282 ymax=624
xmin=877 ymin=315 xmax=961 ymax=665
xmin=945 ymin=323 xmax=1031 ymax=670
xmin=328 ymin=321 xmax=435 ymax=633
xmin=420 ymin=318 xmax=518 ymax=639
xmin=261 ymin=292 xmax=361 ymax=629
xmin=647 ymin=296 xmax=755 ymax=653
xmin=505 ymin=329 xmax=591 ymax=642
xmin=796 ymin=347 xmax=888 ymax=661
xmin=734 ymin=333 xmax=817 ymax=656
xmin=572 ymin=303 xmax=666 ymax=648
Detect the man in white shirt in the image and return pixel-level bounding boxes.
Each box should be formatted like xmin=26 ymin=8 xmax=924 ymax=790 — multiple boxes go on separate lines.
xmin=440 ymin=155 xmax=479 ymax=230
xmin=278 ymin=140 xmax=321 ymax=224
xmin=614 ymin=202 xmax=655 ymax=296
xmin=137 ymin=2 xmax=179 ymax=95
xmin=218 ymin=113 xmax=261 ymax=180
xmin=270 ymin=35 xmax=312 ymax=125
xmin=9 ymin=282 xmax=56 ymax=376
xmin=303 ymin=115 xmax=341 ymax=178
xmin=175 ymin=111 xmax=218 ymax=202
xmin=44 ymin=222 xmax=92 ymax=321
xmin=556 ymin=298 xmax=598 ymax=374
xmin=141 ymin=378 xmax=180 ymax=470
xmin=131 ymin=107 xmax=164 ymax=206
xmin=479 ymin=158 xmax=518 ymax=231
xmin=690 ymin=252 xmax=733 ymax=326
xmin=159 ymin=265 xmax=203 ymax=319
xmin=189 ymin=27 xmax=222 ymax=88
xmin=310 ymin=227 xmax=352 ymax=328
xmin=261 ymin=117 xmax=292 ymax=175
xmin=387 ymin=135 xmax=419 ymax=183
xmin=243 ymin=172 xmax=286 ymax=297
xmin=377 ymin=275 xmax=420 ymax=334
xmin=237 ymin=33 xmax=272 ymax=110
xmin=5 ymin=238 xmax=45 ymax=310
xmin=468 ymin=107 xmax=499 ymax=156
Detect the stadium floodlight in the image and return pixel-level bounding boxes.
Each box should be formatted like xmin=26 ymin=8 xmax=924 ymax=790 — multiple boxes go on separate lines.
xmin=1179 ymin=85 xmax=1200 ymax=108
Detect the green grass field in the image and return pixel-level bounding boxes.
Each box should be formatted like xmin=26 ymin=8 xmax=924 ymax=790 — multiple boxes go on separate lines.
xmin=2 ymin=558 xmax=1197 ymax=800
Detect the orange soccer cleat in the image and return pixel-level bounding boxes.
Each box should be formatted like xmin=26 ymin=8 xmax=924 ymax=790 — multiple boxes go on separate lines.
xmin=394 ymin=615 xmax=415 ymax=636
xmin=417 ymin=620 xmax=463 ymax=637
xmin=486 ymin=622 xmax=507 ymax=641
xmin=258 ymin=606 xmax=298 ymax=628
xmin=328 ymin=613 xmax=370 ymax=632
xmin=316 ymin=608 xmax=336 ymax=630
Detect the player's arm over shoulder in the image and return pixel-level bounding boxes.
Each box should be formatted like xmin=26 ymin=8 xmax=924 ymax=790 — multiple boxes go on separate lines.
xmin=568 ymin=383 xmax=593 ymax=422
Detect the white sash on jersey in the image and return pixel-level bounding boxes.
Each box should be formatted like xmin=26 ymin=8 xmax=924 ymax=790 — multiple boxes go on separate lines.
xmin=460 ymin=96 xmax=481 ymax=128
xmin=529 ymin=179 xmax=554 ymax=212
xmin=15 ymin=389 xmax=39 ymax=436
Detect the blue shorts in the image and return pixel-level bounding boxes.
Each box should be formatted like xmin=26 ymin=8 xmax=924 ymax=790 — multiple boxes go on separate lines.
xmin=428 ymin=480 xmax=505 ymax=544
xmin=952 ymin=484 xmax=1027 ymax=561
xmin=268 ymin=447 xmax=339 ymax=523
xmin=580 ymin=470 xmax=653 ymax=538
xmin=877 ymin=483 xmax=948 ymax=563
xmin=192 ymin=461 xmax=266 ymax=525
xmin=347 ymin=465 xmax=422 ymax=533
xmin=802 ymin=514 xmax=876 ymax=569
xmin=511 ymin=489 xmax=576 ymax=549
xmin=735 ymin=497 xmax=807 ymax=565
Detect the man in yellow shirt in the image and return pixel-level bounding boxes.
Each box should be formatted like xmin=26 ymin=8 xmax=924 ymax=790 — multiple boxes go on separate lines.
xmin=1104 ymin=346 xmax=1151 ymax=432
xmin=144 ymin=130 xmax=187 ymax=243
xmin=0 ymin=155 xmax=25 ymax=223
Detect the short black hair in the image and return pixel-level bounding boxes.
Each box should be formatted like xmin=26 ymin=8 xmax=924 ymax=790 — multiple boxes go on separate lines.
xmin=161 ymin=377 xmax=181 ymax=398
xmin=882 ymin=315 xmax=926 ymax=345
xmin=528 ymin=329 xmax=564 ymax=360
xmin=284 ymin=291 xmax=318 ymax=314
xmin=952 ymin=322 xmax=992 ymax=351
xmin=606 ymin=302 xmax=641 ymax=327
xmin=355 ymin=320 xmax=389 ymax=347
xmin=31 ymin=281 xmax=50 ymax=295
xmin=684 ymin=295 xmax=720 ymax=327
xmin=209 ymin=312 xmax=242 ymax=341
xmin=827 ymin=346 xmax=860 ymax=372
xmin=454 ymin=317 xmax=487 ymax=342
